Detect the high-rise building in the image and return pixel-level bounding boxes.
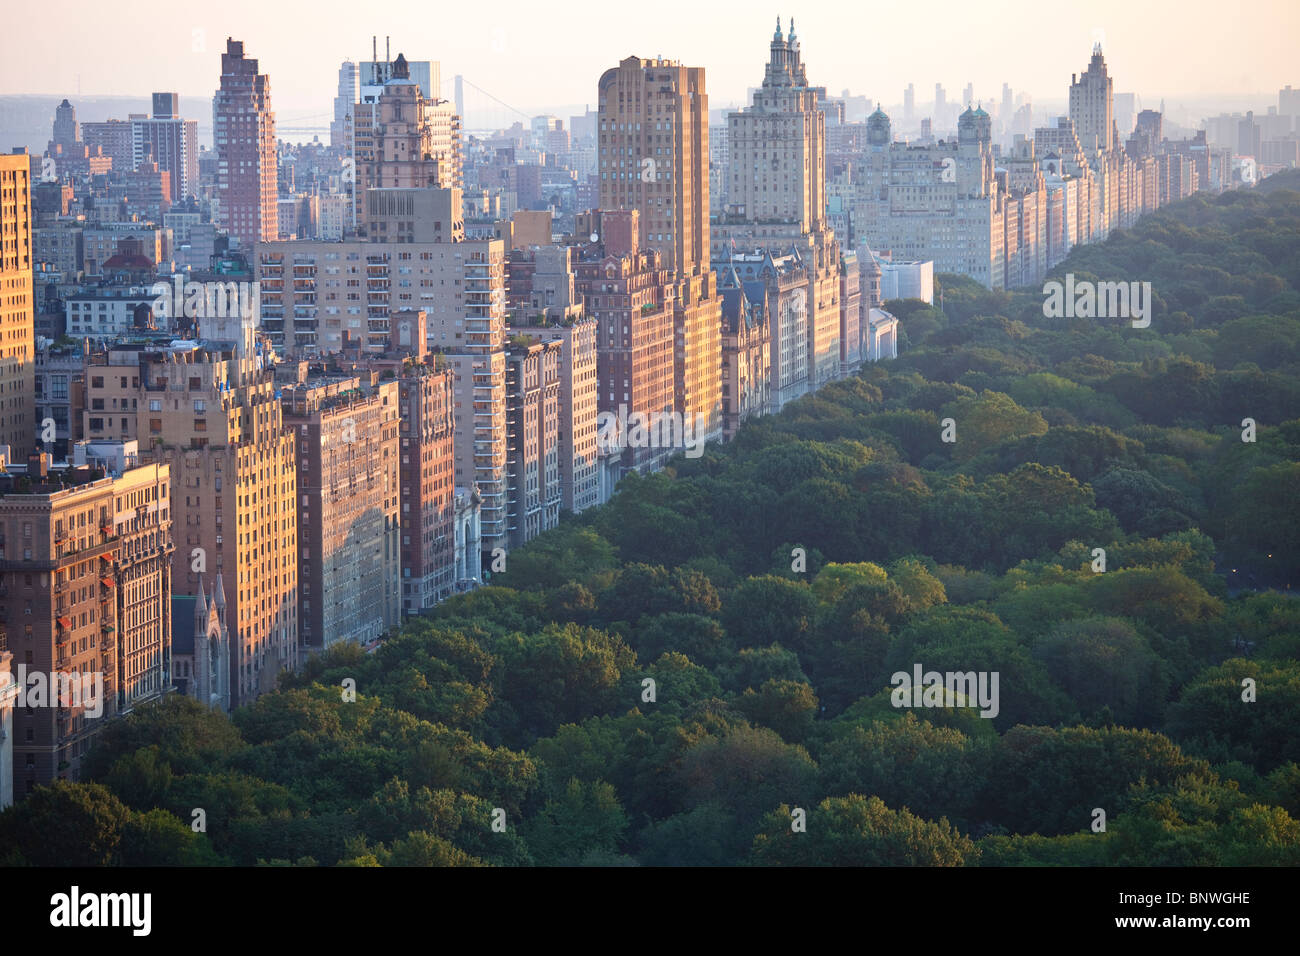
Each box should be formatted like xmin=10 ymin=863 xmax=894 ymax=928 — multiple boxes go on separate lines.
xmin=83 ymin=325 xmax=299 ymax=709
xmin=1127 ymin=109 xmax=1164 ymax=159
xmin=281 ymin=373 xmax=400 ymax=648
xmin=214 ymin=38 xmax=279 ymax=248
xmin=51 ymin=100 xmax=79 ymax=154
xmin=361 ymin=51 xmax=439 ymax=102
xmin=504 ymin=338 xmax=561 ymax=549
xmin=395 ymin=354 xmax=459 ymax=610
xmin=97 ymin=447 xmax=173 ymax=712
xmin=2 ymin=457 xmax=116 ymax=792
xmin=726 ymin=19 xmax=826 ymax=232
xmin=332 ymin=61 xmax=360 ymax=151
xmin=1069 ymin=44 xmax=1116 ymax=155
xmin=717 ymin=23 xmax=842 ymax=396
xmin=573 ymin=210 xmax=676 ymax=475
xmin=903 ymin=83 xmax=915 ymax=126
xmin=597 ymin=55 xmax=721 ymax=446
xmin=598 ymin=55 xmax=710 ymax=276
xmin=0 ymin=445 xmax=171 ymax=794
xmin=0 ymin=154 xmax=35 ymax=458
xmin=506 ymin=245 xmax=599 ymax=515
xmin=709 ymin=124 xmax=729 ymax=214
xmin=47 ymin=103 xmax=113 ymax=180
xmin=834 ymin=106 xmax=1008 ymax=289
xmin=1113 ymin=92 xmax=1137 ymax=142
xmin=255 ymin=230 xmax=497 ymax=355
xmin=253 ymin=230 xmax=507 ymax=567
xmin=79 ymin=118 xmax=133 ymax=173
xmin=131 ymin=93 xmax=199 ymax=202
xmin=354 ymin=53 xmax=463 ymax=236
xmin=839 ymin=249 xmax=862 ymax=375
xmin=1280 ymin=85 xmax=1300 ymax=119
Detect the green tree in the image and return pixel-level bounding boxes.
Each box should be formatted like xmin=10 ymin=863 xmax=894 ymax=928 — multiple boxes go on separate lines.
xmin=0 ymin=781 xmax=131 ymax=866
xmin=751 ymin=795 xmax=978 ymax=866
xmin=523 ymin=778 xmax=629 ymax=866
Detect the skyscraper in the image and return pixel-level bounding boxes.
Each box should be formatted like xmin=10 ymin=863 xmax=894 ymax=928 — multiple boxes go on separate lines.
xmin=1069 ymin=44 xmax=1115 ymax=154
xmin=726 ymin=19 xmax=826 ymax=232
xmin=84 ymin=322 xmax=300 ymax=709
xmin=132 ymin=93 xmax=199 ymax=202
xmin=282 ymin=375 xmax=400 ymax=648
xmin=214 ymin=38 xmax=279 ymax=247
xmin=598 ymin=55 xmax=722 ymax=446
xmin=361 ymin=49 xmax=439 ymax=102
xmin=396 ymin=354 xmax=458 ymax=611
xmin=717 ymin=22 xmax=842 ymax=400
xmin=353 ymin=53 xmax=462 ymax=236
xmin=332 ymin=60 xmax=359 ymax=151
xmin=598 ymin=55 xmax=710 ymax=276
xmin=0 ymin=153 xmax=35 ymax=457
xmin=50 ymin=100 xmax=79 ymax=154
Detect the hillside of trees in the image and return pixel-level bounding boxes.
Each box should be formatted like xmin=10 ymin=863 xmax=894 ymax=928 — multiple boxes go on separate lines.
xmin=4 ymin=171 xmax=1299 ymax=867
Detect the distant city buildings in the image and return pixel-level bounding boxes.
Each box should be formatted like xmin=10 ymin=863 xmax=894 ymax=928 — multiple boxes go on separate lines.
xmin=832 ymin=45 xmax=1240 ymax=290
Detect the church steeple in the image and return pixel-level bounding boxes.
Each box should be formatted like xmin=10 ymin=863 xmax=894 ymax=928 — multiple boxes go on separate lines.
xmin=194 ymin=579 xmax=207 ymax=624
xmin=213 ymin=571 xmax=227 ymax=626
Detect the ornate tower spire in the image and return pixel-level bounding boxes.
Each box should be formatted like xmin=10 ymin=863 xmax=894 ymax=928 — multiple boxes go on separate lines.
xmin=213 ymin=570 xmax=227 ymax=626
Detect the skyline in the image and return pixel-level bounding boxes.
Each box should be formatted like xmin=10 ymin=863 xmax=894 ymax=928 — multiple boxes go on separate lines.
xmin=3 ymin=0 xmax=1297 ymax=124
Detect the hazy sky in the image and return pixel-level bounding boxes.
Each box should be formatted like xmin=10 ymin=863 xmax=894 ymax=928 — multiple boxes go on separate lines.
xmin=4 ymin=0 xmax=1296 ymax=121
